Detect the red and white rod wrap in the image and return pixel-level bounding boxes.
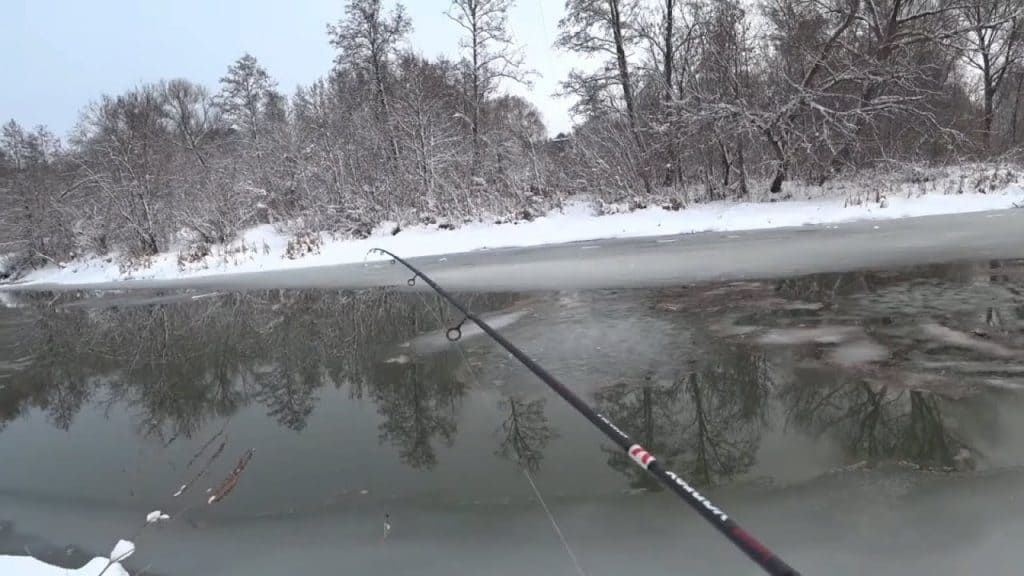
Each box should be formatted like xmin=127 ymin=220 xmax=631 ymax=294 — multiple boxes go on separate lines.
xmin=628 ymin=444 xmax=655 ymax=469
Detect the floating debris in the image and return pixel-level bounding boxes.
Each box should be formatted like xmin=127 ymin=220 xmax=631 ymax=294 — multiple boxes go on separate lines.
xmin=208 ymin=448 xmax=255 ymax=504
xmin=176 ymin=440 xmax=227 ymax=498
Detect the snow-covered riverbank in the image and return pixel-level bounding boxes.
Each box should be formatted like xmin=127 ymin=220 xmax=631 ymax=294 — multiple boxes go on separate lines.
xmin=5 ymin=184 xmax=1023 ymax=290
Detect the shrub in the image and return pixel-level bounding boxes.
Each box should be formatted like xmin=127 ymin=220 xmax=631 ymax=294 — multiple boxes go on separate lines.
xmin=177 ymin=241 xmax=212 ymax=271
xmin=285 ymin=231 xmax=322 ymax=260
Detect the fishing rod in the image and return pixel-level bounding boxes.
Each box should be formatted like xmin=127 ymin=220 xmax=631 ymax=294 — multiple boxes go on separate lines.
xmin=370 ymin=248 xmax=800 ymax=576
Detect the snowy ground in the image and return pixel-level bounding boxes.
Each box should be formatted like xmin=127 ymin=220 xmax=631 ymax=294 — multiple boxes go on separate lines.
xmin=5 ymin=177 xmax=1024 ymax=289
xmin=0 ymin=532 xmax=136 ymax=575
xmin=0 ymin=555 xmax=129 ymax=576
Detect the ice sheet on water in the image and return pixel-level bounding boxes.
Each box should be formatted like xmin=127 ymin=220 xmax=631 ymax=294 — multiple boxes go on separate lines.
xmin=756 ymin=326 xmax=863 ymax=345
xmin=921 ymin=323 xmax=1019 ymax=359
xmin=829 ymin=339 xmax=890 ymax=366
xmin=398 ymin=308 xmax=531 ymax=356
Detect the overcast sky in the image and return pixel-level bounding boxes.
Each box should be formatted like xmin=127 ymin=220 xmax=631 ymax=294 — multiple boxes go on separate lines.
xmin=2 ymin=0 xmax=582 ymax=139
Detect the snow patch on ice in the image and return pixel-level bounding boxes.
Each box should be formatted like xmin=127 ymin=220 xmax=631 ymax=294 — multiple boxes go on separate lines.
xmin=109 ymin=540 xmax=135 ymax=562
xmin=0 ymin=555 xmax=130 ymax=576
xmin=146 ymin=510 xmax=170 ymax=524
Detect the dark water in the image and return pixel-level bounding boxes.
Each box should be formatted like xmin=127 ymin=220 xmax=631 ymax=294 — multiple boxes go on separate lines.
xmin=1 ymin=259 xmax=1024 ymax=575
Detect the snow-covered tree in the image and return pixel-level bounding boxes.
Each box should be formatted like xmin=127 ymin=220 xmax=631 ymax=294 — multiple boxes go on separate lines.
xmin=447 ymin=0 xmax=532 ymax=176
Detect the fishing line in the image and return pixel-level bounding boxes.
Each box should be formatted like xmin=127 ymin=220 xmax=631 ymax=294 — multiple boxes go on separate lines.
xmin=411 ymin=288 xmax=589 ymax=576
xmin=371 ymin=248 xmax=800 ymax=576
xmin=521 ymin=467 xmax=588 ymax=576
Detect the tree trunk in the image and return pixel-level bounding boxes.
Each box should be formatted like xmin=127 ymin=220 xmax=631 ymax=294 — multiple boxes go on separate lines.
xmin=718 ymin=139 xmax=732 ymax=189
xmin=769 ymin=168 xmax=787 ymax=195
xmin=737 ymin=142 xmax=749 ymax=198
xmin=471 ymin=3 xmax=481 ymax=178
xmin=689 ymin=373 xmax=712 ymax=486
xmin=663 ymin=0 xmax=674 ymax=103
xmin=372 ymin=54 xmax=401 ymax=165
xmin=765 ymin=129 xmax=788 ymax=194
xmin=983 ymin=77 xmax=996 ymax=151
xmin=662 ymin=0 xmax=676 ymax=187
xmin=1011 ymin=72 xmax=1023 ymax=146
xmin=609 ymin=0 xmax=652 ymax=195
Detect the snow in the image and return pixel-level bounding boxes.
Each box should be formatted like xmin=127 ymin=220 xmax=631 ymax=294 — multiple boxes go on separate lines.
xmin=0 ymin=539 xmax=138 ymax=575
xmin=145 ymin=510 xmax=170 ymax=524
xmin=0 ymin=556 xmax=129 ymax=576
xmin=109 ymin=540 xmax=135 ymax=562
xmin=5 ymin=184 xmax=1024 ymax=289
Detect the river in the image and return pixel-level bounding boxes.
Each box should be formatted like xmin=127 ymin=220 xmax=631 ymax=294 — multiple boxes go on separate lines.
xmin=1 ymin=259 xmax=1023 ymax=575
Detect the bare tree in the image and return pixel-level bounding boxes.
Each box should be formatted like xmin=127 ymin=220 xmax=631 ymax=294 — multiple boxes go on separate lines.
xmin=162 ymin=79 xmax=218 ymax=168
xmin=558 ymin=0 xmax=653 ymax=194
xmin=683 ymin=0 xmax=754 ymax=197
xmin=215 ymin=54 xmax=277 ymax=147
xmin=446 ymin=0 xmax=532 ymax=178
xmin=391 ymin=55 xmax=467 ymax=216
xmin=957 ymin=0 xmax=1024 ymax=149
xmin=818 ymin=0 xmax=965 ymax=172
xmin=328 ymin=0 xmax=411 ymax=164
xmin=0 ymin=121 xmax=72 ymax=266
xmin=214 ymin=54 xmax=292 ymax=226
xmin=488 ymin=95 xmax=549 ymax=197
xmin=758 ymin=0 xmax=862 ymax=191
xmin=637 ymin=0 xmax=696 ymax=186
xmin=76 ymin=87 xmax=174 ymax=257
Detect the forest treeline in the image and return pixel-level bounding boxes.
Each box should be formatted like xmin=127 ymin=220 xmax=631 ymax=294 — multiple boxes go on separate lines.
xmin=2 ymin=0 xmax=1023 ymax=274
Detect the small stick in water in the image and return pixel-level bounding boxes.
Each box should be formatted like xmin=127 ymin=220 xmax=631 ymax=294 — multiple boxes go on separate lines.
xmin=208 ymin=448 xmax=255 ymax=504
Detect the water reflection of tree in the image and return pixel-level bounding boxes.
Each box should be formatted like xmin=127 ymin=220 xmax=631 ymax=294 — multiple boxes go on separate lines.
xmin=772 ymin=263 xmax=981 ymax=307
xmin=100 ymin=304 xmax=254 ymax=440
xmin=763 ymin=263 xmax=1014 ymax=469
xmin=370 ymin=352 xmax=466 ymax=469
xmin=0 ymin=309 xmax=110 ymax=431
xmin=495 ymin=396 xmax=557 ymax=473
xmin=596 ymin=342 xmax=771 ymax=489
xmin=0 ymin=290 xmax=516 ymax=448
xmin=782 ymin=369 xmax=972 ymax=469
